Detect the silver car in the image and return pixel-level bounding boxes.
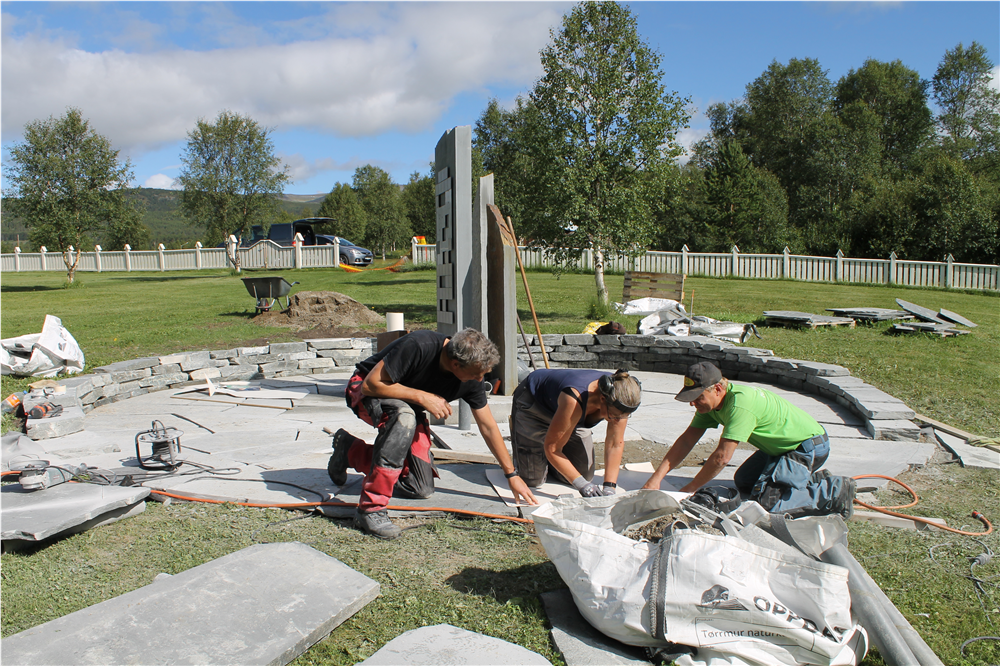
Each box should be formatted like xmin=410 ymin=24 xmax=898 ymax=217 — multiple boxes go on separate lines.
xmin=316 ymin=235 xmax=374 ymax=266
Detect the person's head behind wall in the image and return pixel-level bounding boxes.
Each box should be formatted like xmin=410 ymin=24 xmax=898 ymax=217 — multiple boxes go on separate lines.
xmin=675 ymin=361 xmax=724 ymax=402
xmin=445 ymin=328 xmax=500 ymax=374
xmin=599 ymin=369 xmax=642 ymax=416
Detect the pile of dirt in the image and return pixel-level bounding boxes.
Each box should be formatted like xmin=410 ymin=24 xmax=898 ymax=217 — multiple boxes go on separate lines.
xmin=253 ymin=291 xmax=386 ymax=332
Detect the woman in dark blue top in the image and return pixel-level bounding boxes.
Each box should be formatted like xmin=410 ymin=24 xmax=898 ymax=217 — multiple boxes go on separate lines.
xmin=510 ymin=368 xmax=641 ymax=497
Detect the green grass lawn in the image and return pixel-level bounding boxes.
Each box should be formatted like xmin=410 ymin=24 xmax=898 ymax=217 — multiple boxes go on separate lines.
xmin=2 ymin=266 xmax=998 ymax=665
xmin=3 ymin=266 xmax=996 ymax=436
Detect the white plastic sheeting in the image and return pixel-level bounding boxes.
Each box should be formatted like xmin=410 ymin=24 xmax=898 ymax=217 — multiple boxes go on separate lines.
xmin=1 ymin=315 xmax=84 ymax=377
xmin=533 ymin=491 xmax=867 ymax=666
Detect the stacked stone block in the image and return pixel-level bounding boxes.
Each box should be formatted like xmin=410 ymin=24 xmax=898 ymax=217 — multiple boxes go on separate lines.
xmin=64 ymin=338 xmax=376 ymax=413
xmin=28 ymin=333 xmax=921 ymax=444
xmin=518 ymin=333 xmax=921 ymax=442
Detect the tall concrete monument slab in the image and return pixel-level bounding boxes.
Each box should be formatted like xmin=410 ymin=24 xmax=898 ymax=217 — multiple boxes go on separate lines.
xmin=487 ymin=203 xmax=519 ymax=395
xmin=435 ymin=126 xmax=482 ymax=335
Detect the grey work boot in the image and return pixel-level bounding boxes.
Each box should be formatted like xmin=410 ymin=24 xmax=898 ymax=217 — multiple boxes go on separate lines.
xmin=327 ymin=428 xmax=353 ymax=486
xmin=354 ymin=509 xmax=402 ymax=540
xmin=825 ymin=476 xmax=857 ymax=521
xmin=837 ymin=477 xmax=857 ymax=521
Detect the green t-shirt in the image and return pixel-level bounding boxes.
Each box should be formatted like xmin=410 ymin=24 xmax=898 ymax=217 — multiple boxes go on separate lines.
xmin=690 ymin=383 xmax=824 ymax=456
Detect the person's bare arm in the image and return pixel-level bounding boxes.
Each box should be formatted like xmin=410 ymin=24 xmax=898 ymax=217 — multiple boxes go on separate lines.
xmin=679 ymin=438 xmax=738 ymax=493
xmin=542 ymin=392 xmax=588 ymax=484
xmin=642 ymin=426 xmax=706 ymax=490
xmin=472 ymin=405 xmax=538 ymax=505
xmin=601 ymin=417 xmax=628 ymax=485
xmin=361 ymin=359 xmax=453 ymax=420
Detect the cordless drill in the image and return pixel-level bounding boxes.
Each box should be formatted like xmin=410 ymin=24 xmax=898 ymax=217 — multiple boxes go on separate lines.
xmin=28 ymin=402 xmax=63 ymax=419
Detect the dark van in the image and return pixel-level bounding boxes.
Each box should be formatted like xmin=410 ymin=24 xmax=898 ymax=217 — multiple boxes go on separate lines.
xmin=228 ymin=217 xmax=330 ymax=247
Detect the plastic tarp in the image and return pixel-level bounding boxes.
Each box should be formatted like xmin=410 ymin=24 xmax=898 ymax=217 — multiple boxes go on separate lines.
xmin=533 ymin=490 xmax=867 ymax=666
xmin=615 ymin=297 xmax=685 ymax=316
xmin=614 ymin=299 xmax=756 ymax=342
xmin=1 ymin=315 xmax=84 ymax=377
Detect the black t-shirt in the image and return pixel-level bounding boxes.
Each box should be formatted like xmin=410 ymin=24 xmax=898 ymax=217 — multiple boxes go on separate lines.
xmin=355 ymin=330 xmax=488 ymax=410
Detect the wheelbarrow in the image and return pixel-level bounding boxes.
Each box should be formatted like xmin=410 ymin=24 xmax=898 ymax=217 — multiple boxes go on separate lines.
xmin=241 ymin=276 xmax=299 ymax=313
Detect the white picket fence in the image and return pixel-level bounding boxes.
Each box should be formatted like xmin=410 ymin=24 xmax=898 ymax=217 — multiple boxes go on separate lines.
xmin=4 ymin=239 xmax=997 ymax=291
xmin=411 ymin=242 xmax=999 ymax=291
xmin=0 ymin=240 xmax=341 ymax=274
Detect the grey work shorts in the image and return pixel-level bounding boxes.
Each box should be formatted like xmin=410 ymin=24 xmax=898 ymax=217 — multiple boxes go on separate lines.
xmin=510 ymin=381 xmax=595 ymax=488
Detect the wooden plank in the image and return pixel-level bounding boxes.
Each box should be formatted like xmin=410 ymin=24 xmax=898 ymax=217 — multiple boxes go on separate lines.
xmin=912 ymin=413 xmax=979 ymax=441
xmin=430 ymin=448 xmax=497 ymax=464
xmin=170 ymin=394 xmax=290 ymax=410
xmin=851 ymin=510 xmax=948 ymax=531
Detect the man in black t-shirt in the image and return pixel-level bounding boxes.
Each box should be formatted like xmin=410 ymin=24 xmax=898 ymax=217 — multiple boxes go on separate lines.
xmin=331 ymin=328 xmax=537 ymax=539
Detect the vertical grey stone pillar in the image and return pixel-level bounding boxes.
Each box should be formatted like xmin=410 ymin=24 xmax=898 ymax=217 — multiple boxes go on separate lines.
xmin=487 ymin=203 xmax=519 ymax=395
xmin=434 ymin=126 xmax=474 ymax=336
xmin=435 ymin=126 xmax=482 ymax=430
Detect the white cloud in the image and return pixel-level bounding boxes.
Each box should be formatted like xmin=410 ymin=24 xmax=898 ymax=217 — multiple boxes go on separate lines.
xmin=2 ymin=4 xmax=567 ymax=154
xmin=674 ymin=127 xmax=710 ymax=165
xmin=143 ymin=173 xmax=179 ymax=189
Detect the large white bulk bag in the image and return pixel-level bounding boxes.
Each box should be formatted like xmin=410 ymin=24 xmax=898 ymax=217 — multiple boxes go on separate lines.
xmin=532 ymin=490 xmax=867 ymax=666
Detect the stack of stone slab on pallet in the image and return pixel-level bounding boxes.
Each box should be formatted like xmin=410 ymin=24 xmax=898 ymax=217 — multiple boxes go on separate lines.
xmin=517 ymin=333 xmax=921 ymax=442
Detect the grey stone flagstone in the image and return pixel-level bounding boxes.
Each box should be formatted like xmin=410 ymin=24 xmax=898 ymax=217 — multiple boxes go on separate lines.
xmin=1 ymin=542 xmax=379 ymax=666
xmin=360 ymin=623 xmax=551 ymax=665
xmin=2 ymin=482 xmax=149 ymax=542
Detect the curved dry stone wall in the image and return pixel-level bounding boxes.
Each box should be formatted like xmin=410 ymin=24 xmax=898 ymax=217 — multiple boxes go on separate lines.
xmin=517 ymin=333 xmax=920 ymax=442
xmin=25 ymin=335 xmax=921 ymax=442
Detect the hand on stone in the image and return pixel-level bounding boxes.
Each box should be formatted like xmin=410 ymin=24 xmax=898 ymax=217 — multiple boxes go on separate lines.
xmin=508 ymin=476 xmax=538 ymax=505
xmin=578 ymin=482 xmax=602 ymax=498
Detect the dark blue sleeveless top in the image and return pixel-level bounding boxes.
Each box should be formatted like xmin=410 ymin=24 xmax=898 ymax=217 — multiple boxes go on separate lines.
xmin=527 ymin=369 xmax=610 ymax=428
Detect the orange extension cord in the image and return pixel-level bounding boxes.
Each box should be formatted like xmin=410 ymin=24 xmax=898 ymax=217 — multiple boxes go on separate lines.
xmin=340 ymin=256 xmax=407 ymax=273
xmin=2 ymin=469 xmax=990 ymax=534
xmin=852 ymin=474 xmax=992 ymax=536
xmin=147 ymin=488 xmax=533 ymax=524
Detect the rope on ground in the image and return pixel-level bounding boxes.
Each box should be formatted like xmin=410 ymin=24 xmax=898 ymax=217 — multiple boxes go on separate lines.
xmin=852 ymin=473 xmax=993 ymax=536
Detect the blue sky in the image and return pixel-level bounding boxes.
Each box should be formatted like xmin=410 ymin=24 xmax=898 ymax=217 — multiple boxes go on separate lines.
xmin=2 ymin=1 xmax=998 ymax=196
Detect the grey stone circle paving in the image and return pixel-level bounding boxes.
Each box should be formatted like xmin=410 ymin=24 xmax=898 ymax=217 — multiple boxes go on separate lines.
xmin=5 ymin=332 xmax=978 ymax=666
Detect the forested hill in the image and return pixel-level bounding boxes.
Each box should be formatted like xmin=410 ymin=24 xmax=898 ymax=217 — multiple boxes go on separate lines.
xmin=131 ymin=189 xmax=325 ymax=247
xmin=1 ymin=189 xmax=325 ymax=249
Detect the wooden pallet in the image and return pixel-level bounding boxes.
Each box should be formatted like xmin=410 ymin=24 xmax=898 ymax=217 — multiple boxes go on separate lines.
xmin=623 ymin=271 xmax=685 ymax=302
xmin=764 ymin=311 xmax=856 ymax=329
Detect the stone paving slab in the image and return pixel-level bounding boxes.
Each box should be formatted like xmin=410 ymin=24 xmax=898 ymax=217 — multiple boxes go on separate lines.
xmin=541 ymin=589 xmax=650 ymax=665
xmin=318 ymin=463 xmax=522 ymax=519
xmin=1 ymin=483 xmax=149 ymax=541
xmin=3 ymin=502 xmax=147 ymax=551
xmin=360 ymin=623 xmax=551 ymax=665
xmin=17 ymin=370 xmax=936 ymax=520
xmin=1 ymin=542 xmax=379 ymax=666
xmin=934 ymin=431 xmax=999 ymax=469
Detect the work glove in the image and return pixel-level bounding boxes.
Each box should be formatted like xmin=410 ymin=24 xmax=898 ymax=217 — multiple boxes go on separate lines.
xmin=572 ymin=476 xmax=602 ymax=498
xmin=601 ymin=482 xmax=617 ymax=496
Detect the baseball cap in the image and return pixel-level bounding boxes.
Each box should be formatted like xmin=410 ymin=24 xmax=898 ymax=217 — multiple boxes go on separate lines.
xmin=675 ymin=362 xmax=723 ymax=402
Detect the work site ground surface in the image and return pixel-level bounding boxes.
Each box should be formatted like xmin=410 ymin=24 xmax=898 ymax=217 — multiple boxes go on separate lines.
xmin=7 ymin=368 xmax=941 ymax=514
xmin=5 ymin=368 xmax=997 ymax=666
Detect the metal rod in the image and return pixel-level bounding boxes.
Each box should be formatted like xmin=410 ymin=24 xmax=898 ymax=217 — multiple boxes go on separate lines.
xmin=505 ymin=216 xmax=549 ymax=369
xmin=516 ymin=314 xmax=537 ymax=370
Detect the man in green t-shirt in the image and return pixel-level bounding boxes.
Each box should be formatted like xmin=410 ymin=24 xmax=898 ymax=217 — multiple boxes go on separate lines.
xmin=643 ymin=362 xmax=855 ymax=518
